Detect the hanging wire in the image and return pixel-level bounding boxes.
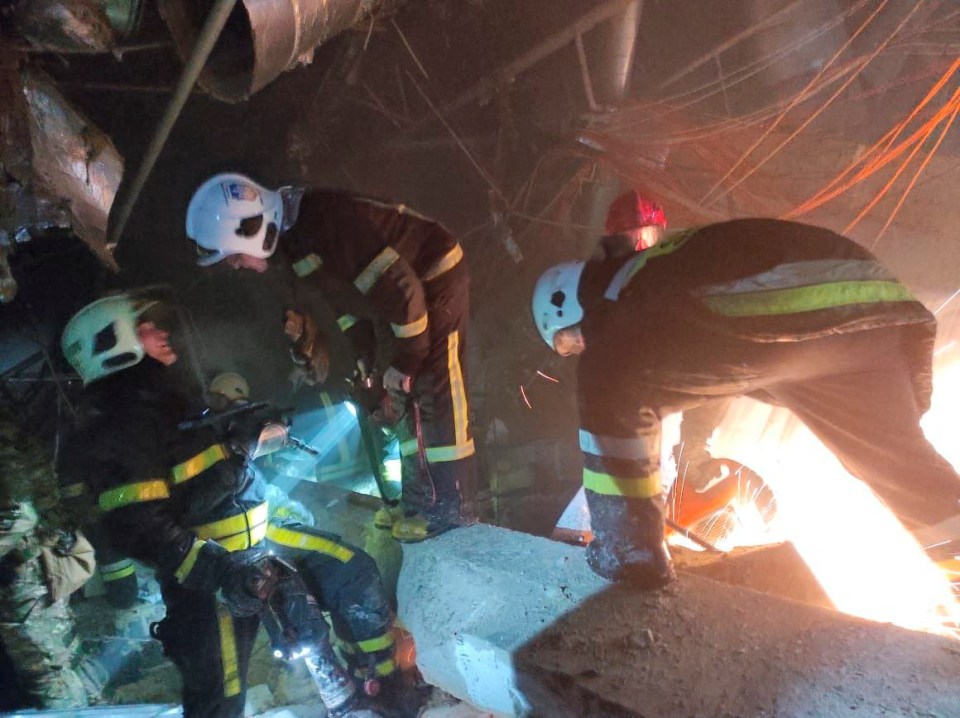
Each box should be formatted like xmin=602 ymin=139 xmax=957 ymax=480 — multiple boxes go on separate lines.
xmin=868 ymin=97 xmax=960 ymax=246
xmin=615 ymin=0 xmax=873 ymax=132
xmin=783 ymin=59 xmax=960 ymax=219
xmin=700 ymin=0 xmax=900 ymax=206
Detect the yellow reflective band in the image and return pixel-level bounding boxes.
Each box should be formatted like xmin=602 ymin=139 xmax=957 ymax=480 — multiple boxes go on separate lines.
xmin=217 ymin=603 xmax=241 ymax=698
xmin=357 ymin=633 xmax=395 ymax=654
xmin=399 ymin=439 xmax=476 ymax=463
xmin=60 ymin=482 xmax=88 ymax=499
xmin=391 ymin=314 xmax=428 ymax=339
xmin=99 ymin=480 xmax=170 ymax=511
xmin=423 ymin=244 xmax=464 ymax=281
xmin=583 ymin=468 xmax=662 ymax=499
xmin=355 ymin=247 xmax=400 ymax=294
xmin=266 ymin=525 xmax=355 ymax=563
xmin=447 ymin=331 xmax=469 ymax=447
xmin=193 ymin=503 xmax=269 ymax=551
xmin=170 ymin=444 xmax=230 ymax=485
xmin=702 ymin=280 xmax=914 ymax=317
xmin=337 ymin=314 xmax=358 ymax=332
xmin=174 ymin=538 xmax=206 ymax=583
xmin=101 ymin=561 xmax=136 ymax=582
xmin=605 ymin=228 xmax=697 ymax=301
xmin=373 ymin=658 xmax=398 ymax=676
xmin=292 ymin=253 xmax=324 ymax=277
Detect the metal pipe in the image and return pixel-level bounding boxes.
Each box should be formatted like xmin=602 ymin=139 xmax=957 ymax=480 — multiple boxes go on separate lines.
xmin=160 ymin=0 xmax=385 ymax=103
xmin=107 ymin=0 xmax=237 ymax=252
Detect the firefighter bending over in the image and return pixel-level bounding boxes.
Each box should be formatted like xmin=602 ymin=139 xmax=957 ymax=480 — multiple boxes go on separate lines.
xmin=186 ymin=173 xmax=476 ymax=542
xmin=60 ymin=290 xmax=418 ymax=717
xmin=532 ymin=219 xmax=960 ymax=588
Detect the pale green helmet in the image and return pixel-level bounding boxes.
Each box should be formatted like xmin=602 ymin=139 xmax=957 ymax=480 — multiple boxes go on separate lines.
xmin=61 ymin=294 xmax=158 ymax=385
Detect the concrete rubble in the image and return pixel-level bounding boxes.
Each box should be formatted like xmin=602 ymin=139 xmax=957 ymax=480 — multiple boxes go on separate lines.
xmin=398 ymin=523 xmax=960 ymax=718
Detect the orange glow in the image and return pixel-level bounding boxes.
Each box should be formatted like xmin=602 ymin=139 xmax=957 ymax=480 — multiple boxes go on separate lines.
xmin=679 ymin=394 xmax=960 ymax=638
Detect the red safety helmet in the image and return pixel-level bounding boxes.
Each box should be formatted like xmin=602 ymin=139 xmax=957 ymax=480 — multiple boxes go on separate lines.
xmin=605 ymin=190 xmax=666 ymax=235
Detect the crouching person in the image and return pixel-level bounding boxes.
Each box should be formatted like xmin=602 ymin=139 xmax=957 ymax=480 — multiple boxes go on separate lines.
xmin=60 ymin=289 xmax=419 ymax=718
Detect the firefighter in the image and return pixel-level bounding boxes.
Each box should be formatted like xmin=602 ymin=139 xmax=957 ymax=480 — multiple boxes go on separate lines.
xmin=0 ymin=406 xmax=89 ymax=710
xmin=532 ymin=218 xmax=960 ymax=588
xmin=59 ymin=290 xmax=414 ymax=718
xmin=593 ymin=189 xmax=667 ymax=260
xmin=597 ymin=190 xmax=732 ymax=491
xmin=185 ymin=173 xmax=476 ymax=543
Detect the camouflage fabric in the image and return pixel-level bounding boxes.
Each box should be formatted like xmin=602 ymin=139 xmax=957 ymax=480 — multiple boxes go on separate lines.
xmin=0 ymin=407 xmax=87 ymax=709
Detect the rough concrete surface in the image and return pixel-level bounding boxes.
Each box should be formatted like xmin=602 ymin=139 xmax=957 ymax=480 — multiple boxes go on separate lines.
xmin=400 ymin=524 xmax=960 ymax=718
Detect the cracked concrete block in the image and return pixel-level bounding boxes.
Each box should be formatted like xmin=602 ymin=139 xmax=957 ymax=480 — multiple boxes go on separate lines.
xmin=398 ymin=523 xmax=960 ymax=717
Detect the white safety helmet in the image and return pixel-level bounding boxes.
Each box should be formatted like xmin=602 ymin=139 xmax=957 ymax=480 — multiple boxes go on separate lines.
xmin=62 ymin=294 xmax=158 ymax=385
xmin=209 ymin=372 xmax=250 ymax=403
xmin=531 ymin=262 xmax=585 ymax=350
xmin=186 ymin=172 xmax=283 ymax=267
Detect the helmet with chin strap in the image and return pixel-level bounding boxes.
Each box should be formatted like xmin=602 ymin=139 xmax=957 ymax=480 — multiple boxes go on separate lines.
xmin=186 ymin=173 xmax=283 ymax=267
xmin=531 ymin=262 xmax=585 ymax=351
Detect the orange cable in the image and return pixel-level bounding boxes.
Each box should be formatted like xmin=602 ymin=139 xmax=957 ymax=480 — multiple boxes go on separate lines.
xmin=784 ymin=55 xmax=960 ymax=217
xmin=869 ymin=99 xmax=960 ymax=246
xmin=784 ymin=77 xmax=960 ymax=217
xmin=699 ymin=0 xmax=893 ymax=204
xmin=843 ymin=105 xmax=945 ymax=233
xmin=705 ymin=0 xmax=925 ymax=207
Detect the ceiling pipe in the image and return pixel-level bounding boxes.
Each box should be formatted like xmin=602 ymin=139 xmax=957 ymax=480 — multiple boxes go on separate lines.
xmin=159 ymin=0 xmax=387 ymax=104
xmin=583 ymin=0 xmax=642 ymax=109
xmin=107 ymin=0 xmax=237 ymax=253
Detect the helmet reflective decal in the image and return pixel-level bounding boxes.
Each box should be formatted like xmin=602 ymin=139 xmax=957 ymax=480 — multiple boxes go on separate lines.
xmin=224 ymin=182 xmax=260 ymax=203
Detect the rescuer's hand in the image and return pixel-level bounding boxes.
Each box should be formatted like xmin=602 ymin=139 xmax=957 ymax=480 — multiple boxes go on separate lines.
xmin=383 ymin=366 xmax=412 ymax=394
xmin=217 ymin=549 xmax=272 ymax=617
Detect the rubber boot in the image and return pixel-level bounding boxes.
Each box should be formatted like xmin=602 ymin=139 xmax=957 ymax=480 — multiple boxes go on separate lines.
xmin=392 ymin=459 xmax=476 ymax=543
xmin=584 ymin=492 xmax=676 ymax=589
xmin=373 ymin=505 xmax=406 ymax=530
xmin=305 ymin=641 xmax=376 ymax=718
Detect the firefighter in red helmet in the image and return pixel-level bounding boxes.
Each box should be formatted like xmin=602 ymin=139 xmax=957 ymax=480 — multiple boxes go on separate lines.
xmin=596 ymin=190 xmax=729 ymax=489
xmin=596 ymin=190 xmax=667 ymax=259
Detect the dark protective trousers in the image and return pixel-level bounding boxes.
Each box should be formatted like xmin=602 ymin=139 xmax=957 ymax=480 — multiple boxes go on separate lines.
xmin=155 ymin=525 xmax=394 ymax=718
xmin=398 ymin=262 xmax=476 ymax=525
xmin=615 ymin=325 xmax=960 ymax=528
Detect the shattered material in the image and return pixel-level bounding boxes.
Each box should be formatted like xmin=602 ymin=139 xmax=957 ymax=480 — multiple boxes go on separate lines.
xmin=20 ymin=69 xmax=122 ymax=269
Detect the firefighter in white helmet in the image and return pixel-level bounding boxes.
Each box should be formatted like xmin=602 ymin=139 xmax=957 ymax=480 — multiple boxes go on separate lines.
xmin=185 ymin=172 xmax=476 ymax=543
xmin=59 ymin=290 xmax=414 ymax=717
xmin=533 ymin=219 xmax=960 ymax=588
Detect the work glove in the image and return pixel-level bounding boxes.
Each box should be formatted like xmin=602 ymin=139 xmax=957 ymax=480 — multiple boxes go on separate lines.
xmin=285 ymin=308 xmax=331 ymax=386
xmin=383 ymin=366 xmax=413 ymax=394
xmin=226 ymin=406 xmax=289 ymax=458
xmin=217 ymin=548 xmax=273 ymax=618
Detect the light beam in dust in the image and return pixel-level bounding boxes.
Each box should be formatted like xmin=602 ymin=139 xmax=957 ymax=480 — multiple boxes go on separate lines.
xmin=536 ymin=370 xmax=560 ymax=383
xmin=519 ymin=384 xmax=532 ymax=409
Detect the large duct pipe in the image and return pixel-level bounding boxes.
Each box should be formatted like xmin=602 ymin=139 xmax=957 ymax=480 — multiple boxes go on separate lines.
xmin=584 ymin=0 xmax=642 ymax=108
xmin=159 ymin=0 xmax=385 ymax=103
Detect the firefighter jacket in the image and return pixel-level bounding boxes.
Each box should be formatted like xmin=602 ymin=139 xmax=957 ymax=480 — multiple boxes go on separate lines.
xmin=575 ymin=218 xmax=937 ymax=503
xmin=59 ymin=359 xmax=267 ymax=593
xmin=279 ymin=189 xmax=463 ymax=378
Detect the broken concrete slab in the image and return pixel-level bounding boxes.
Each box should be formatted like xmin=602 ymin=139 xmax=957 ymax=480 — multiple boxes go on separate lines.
xmin=675 ymin=541 xmax=834 ymax=610
xmin=399 ymin=524 xmax=960 ymax=717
